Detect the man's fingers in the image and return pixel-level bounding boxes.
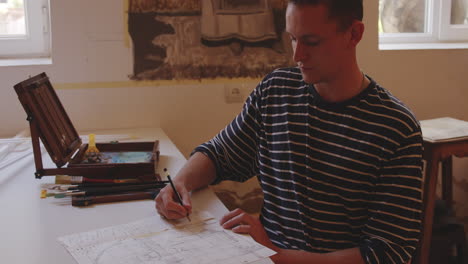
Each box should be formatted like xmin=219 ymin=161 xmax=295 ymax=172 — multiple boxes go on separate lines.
xmin=220 ymin=208 xmax=253 ymax=229
xmin=157 ymin=202 xmax=188 ymax=219
xmin=165 ymin=209 xmax=189 ymax=219
xmin=220 ymin=209 xmax=271 ymax=248
xmin=232 ymin=224 xmax=251 ymax=234
xmin=221 ymin=209 xmax=255 ymax=235
xmin=155 ymin=186 xmax=190 ymax=220
xmin=219 ymin=208 xmax=243 ymax=225
xmin=179 ymin=187 xmax=192 ymax=214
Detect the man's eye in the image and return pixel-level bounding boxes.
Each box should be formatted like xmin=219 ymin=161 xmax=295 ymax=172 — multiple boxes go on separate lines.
xmin=305 ymin=41 xmax=320 ymax=46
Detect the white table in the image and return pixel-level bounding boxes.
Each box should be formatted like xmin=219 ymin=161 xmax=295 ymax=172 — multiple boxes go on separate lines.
xmin=0 ymin=128 xmax=229 ymax=264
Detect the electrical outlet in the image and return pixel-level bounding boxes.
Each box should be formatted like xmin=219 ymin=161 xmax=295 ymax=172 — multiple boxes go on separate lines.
xmin=224 ymin=84 xmax=244 ymax=103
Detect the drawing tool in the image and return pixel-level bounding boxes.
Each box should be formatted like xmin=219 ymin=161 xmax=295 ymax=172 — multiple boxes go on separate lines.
xmin=48 ymin=182 xmax=167 ymax=198
xmin=71 ymin=182 xmax=167 ymax=192
xmin=48 ymin=180 xmax=169 ymax=191
xmin=71 ymin=189 xmax=161 ymax=206
xmin=55 ymin=175 xmax=142 ymax=185
xmin=167 ymin=175 xmax=191 ymax=222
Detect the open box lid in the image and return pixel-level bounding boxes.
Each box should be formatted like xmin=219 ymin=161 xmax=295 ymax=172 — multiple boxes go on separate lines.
xmin=14 ymin=72 xmax=82 ymax=168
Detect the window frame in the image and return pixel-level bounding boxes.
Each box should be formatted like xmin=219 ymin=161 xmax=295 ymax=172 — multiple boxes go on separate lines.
xmin=379 ymin=0 xmax=468 ymax=50
xmin=439 ymin=0 xmax=468 ymax=40
xmin=0 ymin=0 xmax=50 ymax=59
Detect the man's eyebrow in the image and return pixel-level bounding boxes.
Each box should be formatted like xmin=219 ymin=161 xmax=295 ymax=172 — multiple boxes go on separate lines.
xmin=285 ymin=31 xmax=321 ymax=39
xmin=290 ymin=34 xmax=322 ymax=41
xmin=301 ymin=34 xmax=321 ymax=40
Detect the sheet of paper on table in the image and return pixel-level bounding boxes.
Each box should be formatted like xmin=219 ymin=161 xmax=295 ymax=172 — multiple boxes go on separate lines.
xmin=57 ymin=211 xmax=276 ymax=264
xmin=420 ymin=117 xmax=468 ymax=143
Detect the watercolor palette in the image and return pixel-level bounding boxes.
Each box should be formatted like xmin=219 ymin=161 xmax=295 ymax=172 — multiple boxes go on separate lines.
xmin=91 ymin=151 xmax=153 ymax=164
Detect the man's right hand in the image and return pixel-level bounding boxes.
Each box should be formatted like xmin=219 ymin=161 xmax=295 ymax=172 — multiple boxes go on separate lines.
xmin=155 ymin=181 xmax=192 ymax=220
xmin=154 ymin=152 xmax=217 ymax=219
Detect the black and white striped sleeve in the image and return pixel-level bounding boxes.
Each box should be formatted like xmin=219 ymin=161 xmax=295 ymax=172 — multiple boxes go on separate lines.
xmin=359 ymin=127 xmax=423 ymax=264
xmin=193 ymin=83 xmax=264 ymax=184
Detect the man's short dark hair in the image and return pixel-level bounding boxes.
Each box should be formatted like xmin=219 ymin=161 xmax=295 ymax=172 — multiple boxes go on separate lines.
xmin=288 ymin=0 xmax=363 ymax=31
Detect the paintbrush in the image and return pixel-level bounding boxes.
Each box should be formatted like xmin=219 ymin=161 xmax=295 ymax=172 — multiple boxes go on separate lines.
xmin=55 ymin=175 xmax=142 ymax=185
xmin=72 ymin=189 xmax=161 ymax=206
xmin=50 ymin=180 xmax=169 ymax=191
xmin=48 ymin=182 xmax=167 ymax=198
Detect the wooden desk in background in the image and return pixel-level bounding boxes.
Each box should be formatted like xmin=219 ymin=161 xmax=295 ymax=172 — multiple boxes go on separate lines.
xmin=0 ymin=128 xmax=233 ymax=264
xmin=416 ymin=118 xmax=468 ymax=264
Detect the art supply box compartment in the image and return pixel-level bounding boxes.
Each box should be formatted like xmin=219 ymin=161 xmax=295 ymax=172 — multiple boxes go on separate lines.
xmin=14 ymin=72 xmax=160 ymax=180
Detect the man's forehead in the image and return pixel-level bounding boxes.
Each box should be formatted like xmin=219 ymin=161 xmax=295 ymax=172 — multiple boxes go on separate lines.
xmin=285 ymin=4 xmax=339 ymax=34
xmin=285 ymin=3 xmax=334 ymax=24
xmin=286 ymin=2 xmax=330 ymax=16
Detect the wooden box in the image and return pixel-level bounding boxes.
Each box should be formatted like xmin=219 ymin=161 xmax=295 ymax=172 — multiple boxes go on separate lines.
xmin=14 ymin=72 xmax=160 ymax=180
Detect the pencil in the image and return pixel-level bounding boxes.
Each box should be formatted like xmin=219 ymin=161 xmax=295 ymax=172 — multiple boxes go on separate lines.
xmin=167 ymin=175 xmax=191 ymax=222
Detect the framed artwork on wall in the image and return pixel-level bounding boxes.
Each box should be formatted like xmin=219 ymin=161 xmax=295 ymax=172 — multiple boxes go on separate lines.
xmin=128 ymin=0 xmax=293 ymax=81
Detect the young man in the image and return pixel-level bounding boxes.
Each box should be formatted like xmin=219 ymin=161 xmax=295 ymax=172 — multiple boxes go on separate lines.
xmin=155 ymin=1 xmax=423 ymax=263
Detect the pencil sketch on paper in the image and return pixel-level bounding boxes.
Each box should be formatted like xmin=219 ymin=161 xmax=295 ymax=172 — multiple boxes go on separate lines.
xmin=127 ymin=0 xmax=293 ymax=80
xmin=57 ymin=211 xmax=275 ymax=264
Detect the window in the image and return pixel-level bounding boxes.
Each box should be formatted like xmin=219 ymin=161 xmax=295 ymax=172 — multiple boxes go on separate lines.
xmin=0 ymin=0 xmax=50 ymax=58
xmin=379 ymin=0 xmax=468 ymax=49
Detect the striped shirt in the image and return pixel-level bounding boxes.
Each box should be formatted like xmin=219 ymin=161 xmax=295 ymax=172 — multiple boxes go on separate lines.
xmin=195 ymin=67 xmax=423 ymax=264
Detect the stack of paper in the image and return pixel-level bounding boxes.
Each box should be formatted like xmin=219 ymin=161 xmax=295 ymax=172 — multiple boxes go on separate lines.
xmin=420 ymin=117 xmax=468 ymax=143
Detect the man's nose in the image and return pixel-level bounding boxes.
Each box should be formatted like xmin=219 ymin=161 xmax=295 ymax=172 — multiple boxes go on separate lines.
xmin=293 ymin=42 xmax=306 ymax=63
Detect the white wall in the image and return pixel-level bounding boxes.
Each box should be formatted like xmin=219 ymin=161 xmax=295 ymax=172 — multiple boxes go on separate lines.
xmin=0 ymin=0 xmax=253 ymax=156
xmin=1 ymin=0 xmax=467 ymax=157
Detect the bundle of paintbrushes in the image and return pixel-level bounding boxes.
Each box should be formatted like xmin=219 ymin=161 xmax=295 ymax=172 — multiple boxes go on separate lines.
xmin=42 ymin=180 xmax=168 ymax=206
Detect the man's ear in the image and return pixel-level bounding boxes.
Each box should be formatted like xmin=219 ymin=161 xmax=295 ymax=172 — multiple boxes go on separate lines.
xmin=349 ymin=21 xmax=365 ymax=47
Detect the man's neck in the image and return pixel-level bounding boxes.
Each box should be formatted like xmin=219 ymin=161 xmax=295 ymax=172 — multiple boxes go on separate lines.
xmin=313 ymin=67 xmax=369 ymax=103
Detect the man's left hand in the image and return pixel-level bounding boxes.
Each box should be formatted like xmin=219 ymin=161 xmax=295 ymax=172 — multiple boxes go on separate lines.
xmin=219 ymin=208 xmax=278 ymax=251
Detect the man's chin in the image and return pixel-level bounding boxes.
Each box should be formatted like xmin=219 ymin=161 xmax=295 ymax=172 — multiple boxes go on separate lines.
xmin=301 ymin=75 xmax=319 ymax=84
xmin=299 ymin=69 xmax=319 ymax=84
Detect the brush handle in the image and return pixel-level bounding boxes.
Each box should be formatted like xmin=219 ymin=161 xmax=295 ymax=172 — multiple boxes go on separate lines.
xmin=81 ymin=183 xmax=167 ymax=195
xmin=70 ymin=181 xmax=169 ymax=190
xmin=54 ymin=182 xmax=167 ymax=198
xmin=89 ymin=134 xmax=96 ymax=148
xmin=72 ymin=189 xmax=160 ymax=206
